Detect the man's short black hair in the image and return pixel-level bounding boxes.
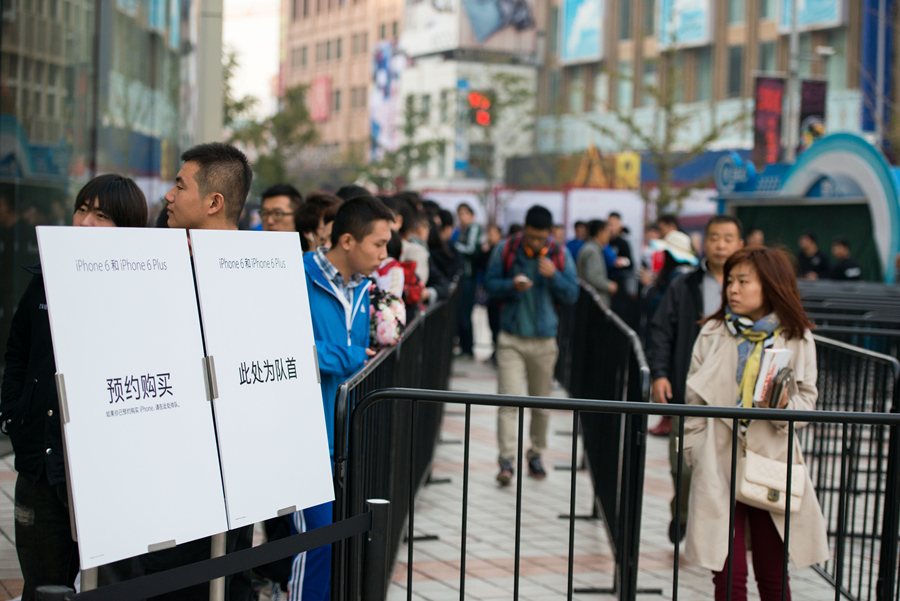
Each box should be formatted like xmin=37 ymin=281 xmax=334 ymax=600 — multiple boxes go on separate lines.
xmin=705 ymin=214 xmax=743 ymax=237
xmin=387 ymin=229 xmax=403 ymax=259
xmin=658 ymin=214 xmax=679 ymax=228
xmin=75 ymin=174 xmax=148 ymax=227
xmin=801 ymin=231 xmax=818 ymax=244
xmin=331 ymin=195 xmax=395 ymax=246
xmin=833 ymin=236 xmax=851 ymax=250
xmin=261 ymin=184 xmax=303 ymax=211
xmin=457 ymin=202 xmax=474 ymax=215
xmin=588 ymin=219 xmax=607 ymax=239
xmin=574 ymin=221 xmax=587 ymax=229
xmin=181 ymin=143 xmax=252 ymax=226
xmin=608 ymin=212 xmax=622 ymax=220
xmin=335 ymin=185 xmax=370 ymax=202
xmin=525 ymin=205 xmax=553 ymax=230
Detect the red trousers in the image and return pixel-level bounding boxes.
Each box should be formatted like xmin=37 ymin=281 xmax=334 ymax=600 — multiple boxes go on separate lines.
xmin=712 ymin=502 xmax=792 ymax=601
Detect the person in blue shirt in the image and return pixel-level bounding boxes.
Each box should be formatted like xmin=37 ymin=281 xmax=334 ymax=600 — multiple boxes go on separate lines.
xmin=291 ymin=195 xmax=394 ymax=601
xmin=566 ymin=221 xmax=588 ymax=260
xmin=484 ymin=205 xmax=579 ymax=485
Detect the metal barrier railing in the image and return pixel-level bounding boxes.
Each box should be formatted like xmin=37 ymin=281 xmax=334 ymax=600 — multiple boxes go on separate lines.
xmin=347 ymin=388 xmax=900 ymax=601
xmin=332 ymin=287 xmax=460 ymax=601
xmin=555 ymin=283 xmax=650 ymax=599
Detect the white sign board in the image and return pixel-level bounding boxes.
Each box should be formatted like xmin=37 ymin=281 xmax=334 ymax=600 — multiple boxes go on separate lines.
xmin=189 ymin=230 xmax=334 ymax=529
xmin=36 ymin=227 xmax=227 ymax=569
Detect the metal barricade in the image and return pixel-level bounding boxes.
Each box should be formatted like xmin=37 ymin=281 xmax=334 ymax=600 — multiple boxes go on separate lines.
xmin=332 ymin=288 xmax=460 ymax=601
xmin=346 ymin=388 xmax=900 ymax=601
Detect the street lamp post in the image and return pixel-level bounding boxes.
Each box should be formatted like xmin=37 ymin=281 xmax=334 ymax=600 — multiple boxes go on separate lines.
xmin=785 ymin=0 xmax=800 ymax=162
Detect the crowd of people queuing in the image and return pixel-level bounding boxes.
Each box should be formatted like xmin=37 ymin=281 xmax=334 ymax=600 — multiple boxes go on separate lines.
xmin=0 ymin=138 xmax=845 ymax=601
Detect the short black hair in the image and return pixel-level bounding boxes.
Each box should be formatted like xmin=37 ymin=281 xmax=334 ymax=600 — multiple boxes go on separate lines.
xmin=832 ymin=236 xmax=851 ymax=250
xmin=658 ymin=214 xmax=679 ymax=228
xmin=387 ymin=229 xmax=403 ymax=259
xmin=75 ymin=174 xmax=148 ymax=227
xmin=525 ymin=205 xmax=553 ymax=230
xmin=181 ymin=143 xmax=252 ymax=226
xmin=705 ymin=214 xmax=743 ymax=237
xmin=800 ymin=231 xmax=818 ymax=244
xmin=574 ymin=221 xmax=587 ymax=229
xmin=295 ymin=193 xmax=340 ymax=237
xmin=457 ymin=202 xmax=473 ymax=215
xmin=438 ymin=209 xmax=454 ymax=229
xmin=335 ymin=185 xmax=370 ymax=202
xmin=331 ymin=195 xmax=395 ymax=246
xmin=508 ymin=223 xmax=523 ymax=236
xmin=261 ymin=184 xmax=303 ymax=212
xmin=588 ymin=219 xmax=607 ymax=238
xmin=608 ymin=212 xmax=622 ymax=220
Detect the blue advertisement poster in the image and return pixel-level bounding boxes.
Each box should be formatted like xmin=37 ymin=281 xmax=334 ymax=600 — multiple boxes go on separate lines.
xmin=780 ymin=0 xmax=843 ymax=31
xmin=659 ymin=0 xmax=711 ymax=47
xmin=560 ymin=0 xmax=603 ymax=63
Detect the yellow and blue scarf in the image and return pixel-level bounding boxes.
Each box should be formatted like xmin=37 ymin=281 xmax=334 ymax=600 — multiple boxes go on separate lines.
xmin=725 ymin=311 xmax=781 ymax=412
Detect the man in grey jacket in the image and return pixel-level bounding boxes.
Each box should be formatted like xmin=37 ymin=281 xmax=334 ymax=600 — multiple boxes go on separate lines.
xmin=576 ymin=220 xmax=618 ymax=307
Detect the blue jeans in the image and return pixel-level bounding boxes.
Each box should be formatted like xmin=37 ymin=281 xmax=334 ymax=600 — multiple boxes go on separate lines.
xmin=15 ymin=473 xmax=79 ymax=601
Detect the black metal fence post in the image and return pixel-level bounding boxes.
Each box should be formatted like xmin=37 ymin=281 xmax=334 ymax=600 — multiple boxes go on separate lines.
xmin=362 ymin=499 xmax=391 ymax=601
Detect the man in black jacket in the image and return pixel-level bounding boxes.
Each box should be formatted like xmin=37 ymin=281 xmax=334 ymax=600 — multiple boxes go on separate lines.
xmin=646 ymin=215 xmax=744 ymax=543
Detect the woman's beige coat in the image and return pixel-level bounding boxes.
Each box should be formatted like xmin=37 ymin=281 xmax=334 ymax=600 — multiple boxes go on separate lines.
xmin=683 ymin=320 xmax=830 ymax=571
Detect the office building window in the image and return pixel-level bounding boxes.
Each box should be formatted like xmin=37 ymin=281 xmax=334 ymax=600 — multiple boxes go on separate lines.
xmin=392 ymin=21 xmax=398 ymax=37
xmin=642 ymin=59 xmax=657 ymax=106
xmin=437 ymin=144 xmax=446 ymax=177
xmin=695 ymin=47 xmax=712 ymax=101
xmin=760 ymin=0 xmax=775 ymax=19
xmin=644 ymin=0 xmax=655 ymax=36
xmin=439 ymin=90 xmax=449 ymax=121
xmin=799 ymin=33 xmax=812 ymax=78
xmin=422 ymin=94 xmax=431 ymax=120
xmin=292 ymin=0 xmax=299 ymax=20
xmin=617 ymin=61 xmax=633 ymax=108
xmin=568 ymin=66 xmax=584 ymax=113
xmin=352 ymin=34 xmax=358 ymax=55
xmin=362 ymin=32 xmax=368 ymax=52
xmin=758 ymin=41 xmax=775 ymax=73
xmin=326 ymin=40 xmax=331 ymax=60
xmin=380 ymin=24 xmax=386 ymax=39
xmin=303 ymin=0 xmax=309 ymax=17
xmin=619 ymin=0 xmax=631 ymax=40
xmin=334 ymin=89 xmax=341 ymax=113
xmin=291 ymin=47 xmax=302 ymax=70
xmin=727 ymin=45 xmax=744 ymax=97
xmin=549 ymin=69 xmax=562 ymax=112
xmin=549 ymin=7 xmax=559 ymax=55
xmin=336 ymin=38 xmax=342 ymax=59
xmin=672 ymin=52 xmax=685 ymax=102
xmin=728 ymin=0 xmax=744 ymax=24
xmin=593 ymin=69 xmax=609 ymax=111
xmin=826 ymin=29 xmax=847 ymax=90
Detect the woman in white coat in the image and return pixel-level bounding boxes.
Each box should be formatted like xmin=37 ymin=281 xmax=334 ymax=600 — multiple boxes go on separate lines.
xmin=683 ymin=246 xmax=829 ymax=601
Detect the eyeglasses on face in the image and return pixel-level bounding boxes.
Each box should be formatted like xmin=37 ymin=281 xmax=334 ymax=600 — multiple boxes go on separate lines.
xmin=260 ymin=209 xmax=293 ymax=221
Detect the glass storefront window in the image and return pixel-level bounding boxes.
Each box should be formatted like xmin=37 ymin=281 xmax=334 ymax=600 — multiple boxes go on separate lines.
xmin=0 ymin=0 xmax=199 ymax=375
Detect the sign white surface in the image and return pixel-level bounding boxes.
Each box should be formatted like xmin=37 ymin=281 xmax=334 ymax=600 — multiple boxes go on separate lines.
xmin=36 ymin=227 xmax=228 ymax=569
xmin=189 ymin=230 xmax=333 ymax=529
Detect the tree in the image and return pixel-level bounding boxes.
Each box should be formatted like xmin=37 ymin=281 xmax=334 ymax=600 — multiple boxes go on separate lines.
xmin=356 ymin=94 xmax=445 ymax=192
xmin=465 ymin=72 xmax=535 ymax=224
xmin=586 ymin=49 xmax=749 ymax=216
xmin=223 ymin=48 xmax=260 ymax=129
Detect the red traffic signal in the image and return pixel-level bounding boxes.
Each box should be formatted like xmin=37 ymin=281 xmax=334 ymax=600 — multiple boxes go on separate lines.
xmin=468 ymin=91 xmax=492 ymax=126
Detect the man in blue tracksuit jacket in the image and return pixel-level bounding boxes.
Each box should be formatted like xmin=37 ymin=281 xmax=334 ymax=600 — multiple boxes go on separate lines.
xmin=290 ymin=196 xmax=394 ymax=601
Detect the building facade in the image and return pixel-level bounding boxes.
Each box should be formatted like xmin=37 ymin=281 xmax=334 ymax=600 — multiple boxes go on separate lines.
xmin=0 ymin=0 xmax=219 ymax=373
xmin=537 ymin=0 xmax=892 ymax=164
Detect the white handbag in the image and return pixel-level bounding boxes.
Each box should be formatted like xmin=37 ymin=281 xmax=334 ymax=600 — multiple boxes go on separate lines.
xmin=735 ymin=446 xmax=806 ymax=514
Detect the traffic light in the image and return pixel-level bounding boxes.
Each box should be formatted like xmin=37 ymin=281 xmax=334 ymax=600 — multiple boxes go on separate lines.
xmin=468 ymin=91 xmax=492 ymax=126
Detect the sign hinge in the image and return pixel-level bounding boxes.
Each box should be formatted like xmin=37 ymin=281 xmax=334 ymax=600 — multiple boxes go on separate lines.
xmin=148 ymin=539 xmax=176 ymax=552
xmin=203 ymin=356 xmax=219 ymax=401
xmin=277 ymin=505 xmax=297 ymax=517
xmin=55 ymin=373 xmax=70 ymax=424
xmin=313 ymin=344 xmax=321 ymax=384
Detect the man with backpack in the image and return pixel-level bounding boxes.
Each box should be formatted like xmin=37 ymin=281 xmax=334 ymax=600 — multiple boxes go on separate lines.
xmin=484 ymin=205 xmax=579 ymax=485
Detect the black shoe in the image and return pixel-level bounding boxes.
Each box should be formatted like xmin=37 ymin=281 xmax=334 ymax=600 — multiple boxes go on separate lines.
xmin=497 ymin=461 xmax=514 ymax=486
xmin=669 ymin=519 xmax=686 ymax=544
xmin=527 ymin=456 xmax=547 ymax=479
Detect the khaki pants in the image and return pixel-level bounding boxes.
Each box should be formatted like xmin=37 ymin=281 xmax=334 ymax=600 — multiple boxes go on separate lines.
xmin=496 ymin=331 xmax=558 ymax=464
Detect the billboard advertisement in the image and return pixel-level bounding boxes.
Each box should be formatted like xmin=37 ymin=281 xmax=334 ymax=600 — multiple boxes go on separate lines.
xmin=559 ymin=0 xmax=603 ymax=64
xmin=310 ymin=76 xmax=332 ymax=123
xmin=370 ymin=41 xmax=406 ymax=159
xmin=799 ymin=80 xmax=827 ymax=153
xmin=752 ymin=77 xmax=785 ymax=167
xmin=658 ymin=0 xmax=712 ymax=47
xmin=780 ymin=0 xmax=844 ymax=32
xmin=401 ymin=0 xmax=537 ymax=58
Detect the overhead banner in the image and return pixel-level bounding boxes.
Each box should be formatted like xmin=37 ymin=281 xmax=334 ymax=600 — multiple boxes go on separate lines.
xmin=189 ymin=230 xmax=333 ymax=530
xmin=36 ymin=227 xmax=227 ymax=569
xmin=559 ymin=0 xmax=603 ymax=64
xmin=752 ymin=76 xmax=785 ymax=167
xmin=658 ymin=0 xmax=712 ymax=47
xmin=780 ymin=0 xmax=844 ymax=32
xmin=799 ymin=79 xmax=827 ymax=154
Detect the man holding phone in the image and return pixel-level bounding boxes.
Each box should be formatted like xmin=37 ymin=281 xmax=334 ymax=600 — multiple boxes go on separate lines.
xmin=484 ymin=205 xmax=579 ymax=485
